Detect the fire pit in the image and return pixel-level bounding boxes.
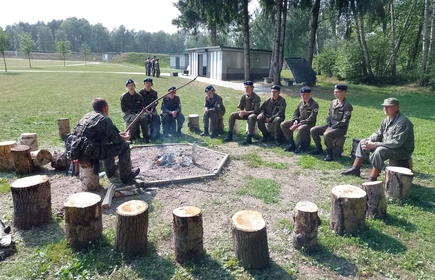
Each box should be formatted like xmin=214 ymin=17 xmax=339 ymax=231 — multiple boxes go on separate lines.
xmin=130 ymin=143 xmax=228 ymax=186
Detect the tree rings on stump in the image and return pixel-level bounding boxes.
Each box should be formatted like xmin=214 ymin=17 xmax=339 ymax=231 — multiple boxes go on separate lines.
xmin=231 ymin=210 xmax=269 ymax=269
xmin=361 ymin=181 xmax=387 ymax=219
xmin=10 ymin=175 xmax=51 ymax=230
xmin=188 ymin=114 xmax=200 ymax=132
xmin=292 ymin=201 xmax=320 ymax=251
xmin=11 ymin=145 xmax=32 ymax=175
xmin=330 ymin=185 xmax=367 ymax=235
xmin=173 ymin=206 xmax=203 ymax=263
xmin=385 ymin=166 xmax=413 ymax=198
xmin=30 ymin=149 xmax=52 ymax=168
xmin=0 ymin=141 xmax=16 ymax=171
xmin=64 ymin=192 xmax=102 ymax=248
xmin=114 ymin=200 xmax=149 ymax=256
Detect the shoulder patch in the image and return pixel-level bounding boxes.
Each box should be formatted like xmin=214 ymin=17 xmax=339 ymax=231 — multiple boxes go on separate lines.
xmin=345 ymin=111 xmax=351 ymax=116
xmin=314 ymin=108 xmax=318 ymax=112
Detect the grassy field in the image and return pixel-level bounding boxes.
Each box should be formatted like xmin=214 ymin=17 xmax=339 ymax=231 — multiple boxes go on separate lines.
xmin=0 ymin=60 xmax=434 ymax=279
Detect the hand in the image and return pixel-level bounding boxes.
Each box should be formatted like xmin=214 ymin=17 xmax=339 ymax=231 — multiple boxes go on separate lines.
xmin=362 ymin=140 xmax=376 ymax=150
xmin=239 ymin=111 xmax=246 ymax=118
xmin=172 ymin=111 xmax=177 ymax=117
xmin=120 ymin=131 xmax=131 ymax=141
xmin=265 ymin=117 xmax=272 ymax=123
xmin=290 ymin=124 xmax=298 ymax=131
xmin=204 ymin=108 xmax=209 ymax=115
xmin=257 ymin=113 xmax=263 ymax=120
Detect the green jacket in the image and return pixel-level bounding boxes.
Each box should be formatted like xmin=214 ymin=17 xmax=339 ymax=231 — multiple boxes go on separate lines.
xmin=292 ymin=98 xmax=319 ymax=126
xmin=237 ymin=92 xmax=261 ymax=115
xmin=326 ymin=98 xmax=353 ymax=132
xmin=260 ymin=95 xmax=286 ymax=120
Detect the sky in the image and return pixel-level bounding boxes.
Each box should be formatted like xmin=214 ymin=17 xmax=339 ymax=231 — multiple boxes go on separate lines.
xmin=0 ymin=0 xmax=260 ymax=34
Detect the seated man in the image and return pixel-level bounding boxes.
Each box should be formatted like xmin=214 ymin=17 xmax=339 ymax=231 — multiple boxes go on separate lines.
xmin=224 ymin=81 xmax=261 ymax=145
xmin=310 ymin=84 xmax=353 ymax=161
xmin=70 ymin=98 xmax=140 ymax=184
xmin=138 ymin=78 xmax=161 ymax=139
xmin=342 ymin=97 xmax=414 ymax=181
xmin=201 ymin=85 xmax=225 ymax=138
xmin=257 ymin=85 xmax=286 ymax=146
xmin=281 ymin=86 xmax=319 ymax=153
xmin=120 ymin=79 xmax=148 ymax=143
xmin=161 ymin=86 xmax=185 ymax=137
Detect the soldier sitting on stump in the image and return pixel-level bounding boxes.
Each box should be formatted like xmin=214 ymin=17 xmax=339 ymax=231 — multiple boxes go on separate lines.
xmin=161 ymin=86 xmax=185 ymax=137
xmin=201 ymin=85 xmax=225 ymax=138
xmin=138 ymin=77 xmax=161 ymax=139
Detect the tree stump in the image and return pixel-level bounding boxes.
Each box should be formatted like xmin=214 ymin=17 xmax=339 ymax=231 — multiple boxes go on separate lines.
xmin=188 ymin=114 xmax=200 ymax=132
xmin=173 ymin=206 xmax=203 ymax=263
xmin=11 ymin=145 xmax=32 ymax=175
xmin=385 ymin=166 xmax=414 ymax=198
xmin=330 ymin=185 xmax=367 ymax=235
xmin=0 ymin=141 xmax=16 ymax=171
xmin=114 ymin=200 xmax=149 ymax=256
xmin=64 ymin=192 xmax=102 ymax=248
xmin=51 ymin=150 xmax=69 ymax=170
xmin=57 ymin=118 xmax=71 ymax=140
xmin=10 ymin=175 xmax=51 ymax=230
xmin=389 ymin=158 xmax=413 ymax=170
xmin=361 ymin=181 xmax=387 ymax=219
xmin=30 ymin=149 xmax=52 ymax=168
xmin=19 ymin=133 xmax=38 ymax=151
xmin=292 ymin=201 xmax=321 ymax=251
xmin=231 ymin=210 xmax=269 ymax=269
xmin=79 ymin=159 xmax=99 ymax=191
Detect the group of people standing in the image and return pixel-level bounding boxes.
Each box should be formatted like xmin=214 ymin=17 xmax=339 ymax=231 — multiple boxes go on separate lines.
xmin=145 ymin=56 xmax=160 ymax=77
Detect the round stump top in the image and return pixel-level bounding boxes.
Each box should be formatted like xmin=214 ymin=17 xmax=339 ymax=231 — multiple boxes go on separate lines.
xmin=11 ymin=145 xmax=30 ymax=152
xmin=386 ymin=166 xmax=413 ymax=176
xmin=331 ymin=185 xmax=366 ymax=199
xmin=173 ymin=206 xmax=202 ymax=217
xmin=0 ymin=140 xmax=16 ymax=146
xmin=295 ymin=201 xmax=318 ymax=212
xmin=64 ymin=192 xmax=101 ymax=208
xmin=232 ymin=210 xmax=266 ymax=232
xmin=362 ymin=181 xmax=383 ymax=187
xmin=58 ymin=118 xmax=69 ymax=121
xmin=20 ymin=133 xmax=37 ymax=136
xmin=188 ymin=114 xmax=199 ymax=118
xmin=117 ymin=200 xmax=148 ymax=216
xmin=11 ymin=175 xmax=49 ymax=189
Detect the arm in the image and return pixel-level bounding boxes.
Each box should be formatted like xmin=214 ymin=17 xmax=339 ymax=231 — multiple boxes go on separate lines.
xmin=161 ymin=99 xmax=171 ymax=114
xmin=252 ymin=94 xmax=261 ymax=115
xmin=120 ymin=94 xmax=133 ymax=115
xmin=175 ymin=97 xmax=182 ymax=114
xmin=375 ymin=121 xmax=412 ymax=149
xmin=271 ymin=98 xmax=286 ymax=120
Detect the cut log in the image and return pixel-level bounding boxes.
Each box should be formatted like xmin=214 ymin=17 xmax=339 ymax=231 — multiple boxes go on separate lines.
xmin=330 ymin=185 xmax=367 ymax=235
xmin=385 ymin=166 xmax=413 ymax=199
xmin=173 ymin=206 xmax=203 ymax=263
xmin=10 ymin=175 xmax=51 ymax=230
xmin=0 ymin=141 xmax=16 ymax=171
xmin=231 ymin=210 xmax=269 ymax=269
xmin=64 ymin=192 xmax=102 ymax=248
xmin=188 ymin=114 xmax=200 ymax=132
xmin=292 ymin=201 xmax=321 ymax=251
xmin=102 ymin=185 xmax=116 ymax=209
xmin=30 ymin=149 xmax=52 ymax=168
xmin=114 ymin=200 xmax=149 ymax=255
xmin=51 ymin=150 xmax=70 ymax=170
xmin=19 ymin=133 xmax=38 ymax=151
xmin=361 ymin=181 xmax=387 ymax=219
xmin=11 ymin=145 xmax=32 ymax=175
xmin=57 ymin=118 xmax=71 ymax=140
xmin=79 ymin=159 xmax=99 ymax=191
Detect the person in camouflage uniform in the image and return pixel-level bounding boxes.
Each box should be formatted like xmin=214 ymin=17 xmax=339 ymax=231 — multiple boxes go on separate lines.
xmin=155 ymin=58 xmax=161 ymax=78
xmin=342 ymin=97 xmax=414 ymax=181
xmin=120 ymin=79 xmax=148 ymax=142
xmin=224 ymin=81 xmax=261 ymax=145
xmin=72 ymin=98 xmax=140 ymax=184
xmin=145 ymin=57 xmax=151 ymax=76
xmin=151 ymin=56 xmax=157 ymax=77
xmin=256 ymin=85 xmax=286 ymax=146
xmin=201 ymin=85 xmax=225 ymax=138
xmin=310 ymin=84 xmax=353 ymax=161
xmin=138 ymin=77 xmax=161 ymax=139
xmin=281 ymin=86 xmax=319 ymax=153
xmin=161 ymin=86 xmax=185 ymax=137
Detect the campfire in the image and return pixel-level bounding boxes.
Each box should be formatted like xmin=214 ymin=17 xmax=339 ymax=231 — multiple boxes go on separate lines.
xmin=154 ymin=143 xmax=198 ymax=167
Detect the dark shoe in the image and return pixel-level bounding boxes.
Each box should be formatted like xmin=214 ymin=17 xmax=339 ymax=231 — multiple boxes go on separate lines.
xmin=341 ymin=168 xmax=361 ymax=177
xmin=274 ymin=139 xmax=281 ymax=146
xmin=176 ymin=131 xmax=183 ymax=137
xmin=224 ymin=132 xmax=233 ymax=142
xmin=293 ymin=145 xmax=304 ymax=154
xmin=210 ymin=130 xmax=219 ymax=138
xmin=242 ymin=135 xmax=253 ymax=145
xmin=284 ymin=142 xmax=296 ymax=152
xmin=262 ymin=133 xmax=270 ymax=143
xmin=309 ymin=146 xmax=323 ymax=155
xmin=120 ymin=168 xmax=140 ymax=184
xmin=141 ymin=138 xmax=150 ymax=144
xmin=324 ymin=149 xmax=333 ymax=161
xmin=201 ymin=128 xmax=209 ymax=136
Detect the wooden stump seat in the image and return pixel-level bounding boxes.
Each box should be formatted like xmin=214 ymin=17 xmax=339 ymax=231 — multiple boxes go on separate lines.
xmin=11 ymin=175 xmax=51 ymax=230
xmin=0 ymin=141 xmax=16 ymax=171
xmin=11 ymin=145 xmax=32 ymax=175
xmin=64 ymin=192 xmax=102 ymax=248
xmin=389 ymin=158 xmax=413 ymax=171
xmin=231 ymin=210 xmax=269 ymax=269
xmin=115 ymin=200 xmax=149 ymax=256
xmin=361 ymin=181 xmax=387 ymax=219
xmin=173 ymin=206 xmax=203 ymax=263
xmin=188 ymin=114 xmax=200 ymax=132
xmin=330 ymin=185 xmax=367 ymax=235
xmin=19 ymin=133 xmax=38 ymax=151
xmin=79 ymin=159 xmax=99 ymax=191
xmin=57 ymin=118 xmax=71 ymax=140
xmin=384 ymin=166 xmax=413 ymax=199
xmin=292 ymin=201 xmax=321 ymax=251
xmin=232 ymin=119 xmax=259 ymax=136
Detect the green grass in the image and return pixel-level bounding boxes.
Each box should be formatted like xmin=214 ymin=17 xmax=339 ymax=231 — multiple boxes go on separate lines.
xmin=233 ymin=152 xmax=287 ymax=169
xmin=237 ymin=176 xmax=281 ymax=204
xmin=0 ymin=178 xmax=10 ymax=193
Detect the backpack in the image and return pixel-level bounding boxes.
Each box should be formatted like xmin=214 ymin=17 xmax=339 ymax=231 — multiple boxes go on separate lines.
xmin=65 ymin=134 xmax=85 ymax=160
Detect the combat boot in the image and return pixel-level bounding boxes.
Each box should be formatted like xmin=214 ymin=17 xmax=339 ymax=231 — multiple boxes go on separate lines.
xmin=274 ymin=138 xmax=281 ymax=146
xmin=210 ymin=129 xmax=219 ymax=138
xmin=242 ymin=134 xmax=253 ymax=145
xmin=224 ymin=132 xmax=233 ymax=142
xmin=262 ymin=132 xmax=270 ymax=142
xmin=293 ymin=143 xmax=306 ymax=154
xmin=120 ymin=168 xmax=140 ymax=184
xmin=324 ymin=149 xmax=333 ymax=161
xmin=201 ymin=127 xmax=209 ymax=136
xmin=284 ymin=139 xmax=296 ymax=152
xmin=341 ymin=168 xmax=361 ymax=177
xmin=309 ymin=143 xmax=323 ymax=155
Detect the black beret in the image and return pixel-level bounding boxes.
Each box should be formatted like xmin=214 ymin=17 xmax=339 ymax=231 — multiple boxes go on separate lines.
xmin=300 ymin=86 xmax=312 ymax=93
xmin=125 ymin=79 xmax=135 ymax=86
xmin=271 ymin=85 xmax=281 ymax=91
xmin=168 ymin=86 xmax=176 ymax=91
xmin=244 ymin=81 xmax=254 ymax=86
xmin=205 ymin=85 xmax=214 ymax=92
xmin=143 ymin=78 xmax=153 ymax=83
xmin=335 ymin=84 xmax=348 ymax=91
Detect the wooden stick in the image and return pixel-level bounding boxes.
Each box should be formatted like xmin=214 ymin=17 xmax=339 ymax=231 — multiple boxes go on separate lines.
xmin=102 ymin=185 xmax=116 ymax=209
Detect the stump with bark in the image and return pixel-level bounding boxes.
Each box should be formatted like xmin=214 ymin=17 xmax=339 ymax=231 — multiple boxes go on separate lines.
xmin=292 ymin=201 xmax=321 ymax=251
xmin=389 ymin=158 xmax=413 ymax=170
xmin=173 ymin=206 xmax=203 ymax=263
xmin=64 ymin=192 xmax=102 ymax=248
xmin=188 ymin=114 xmax=200 ymax=132
xmin=330 ymin=185 xmax=367 ymax=235
xmin=361 ymin=181 xmax=387 ymax=219
xmin=11 ymin=145 xmax=32 ymax=175
xmin=10 ymin=175 xmax=51 ymax=230
xmin=57 ymin=118 xmax=71 ymax=140
xmin=231 ymin=210 xmax=269 ymax=269
xmin=114 ymin=200 xmax=149 ymax=256
xmin=51 ymin=150 xmax=69 ymax=170
xmin=385 ymin=166 xmax=414 ymax=198
xmin=79 ymin=159 xmax=99 ymax=191
xmin=30 ymin=149 xmax=52 ymax=168
xmin=0 ymin=141 xmax=16 ymax=171
xmin=19 ymin=133 xmax=38 ymax=151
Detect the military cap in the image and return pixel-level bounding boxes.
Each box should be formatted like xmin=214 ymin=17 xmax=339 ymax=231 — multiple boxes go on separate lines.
xmin=125 ymin=79 xmax=135 ymax=86
xmin=144 ymin=78 xmax=153 ymax=83
xmin=244 ymin=81 xmax=254 ymax=86
xmin=334 ymin=84 xmax=348 ymax=91
xmin=300 ymin=86 xmax=312 ymax=93
xmin=205 ymin=85 xmax=214 ymax=92
xmin=168 ymin=86 xmax=176 ymax=91
xmin=381 ymin=97 xmax=399 ymax=106
xmin=271 ymin=85 xmax=281 ymax=91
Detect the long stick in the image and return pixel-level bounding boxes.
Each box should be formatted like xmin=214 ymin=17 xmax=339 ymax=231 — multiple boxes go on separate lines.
xmin=125 ymin=76 xmax=198 ymax=133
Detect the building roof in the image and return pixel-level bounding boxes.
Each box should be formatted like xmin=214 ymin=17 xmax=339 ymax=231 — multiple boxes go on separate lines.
xmin=185 ymin=46 xmax=272 ymax=54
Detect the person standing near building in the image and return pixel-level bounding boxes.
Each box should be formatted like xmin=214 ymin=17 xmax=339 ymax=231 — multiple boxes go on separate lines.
xmin=155 ymin=58 xmax=161 ymax=78
xmin=138 ymin=77 xmax=161 ymax=139
xmin=145 ymin=57 xmax=151 ymax=76
xmin=201 ymin=85 xmax=225 ymax=138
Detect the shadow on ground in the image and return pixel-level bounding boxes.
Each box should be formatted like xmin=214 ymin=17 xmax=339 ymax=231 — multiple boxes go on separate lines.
xmin=304 ymin=245 xmax=358 ymax=277
xmin=358 ymin=225 xmax=407 ymax=254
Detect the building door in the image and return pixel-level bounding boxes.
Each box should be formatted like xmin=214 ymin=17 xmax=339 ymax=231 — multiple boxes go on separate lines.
xmin=198 ymin=54 xmax=204 ymax=76
xmin=176 ymin=57 xmax=180 ymax=69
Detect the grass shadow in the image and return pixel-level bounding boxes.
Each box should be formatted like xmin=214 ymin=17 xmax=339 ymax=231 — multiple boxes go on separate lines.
xmin=246 ymin=260 xmax=297 ymax=280
xmin=0 ymin=72 xmax=21 ymax=76
xmin=304 ymin=245 xmax=358 ymax=277
xmin=181 ymin=253 xmax=236 ymax=280
xmin=19 ymin=219 xmax=65 ymax=248
xmin=358 ymin=225 xmax=407 ymax=254
xmin=399 ymin=183 xmax=435 ymax=214
xmin=383 ymin=213 xmax=418 ymax=232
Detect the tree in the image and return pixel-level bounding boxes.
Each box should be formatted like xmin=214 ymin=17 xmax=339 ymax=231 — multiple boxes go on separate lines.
xmin=242 ymin=0 xmax=251 ymax=80
xmin=307 ymin=0 xmax=321 ymax=66
xmin=19 ymin=32 xmax=35 ymax=67
xmin=0 ymin=28 xmax=9 ymax=72
xmin=79 ymin=42 xmax=91 ymax=65
xmin=36 ymin=24 xmax=54 ymax=52
xmin=56 ymin=40 xmax=71 ymax=66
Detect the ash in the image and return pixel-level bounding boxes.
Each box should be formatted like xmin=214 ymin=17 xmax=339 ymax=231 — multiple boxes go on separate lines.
xmin=154 ymin=152 xmax=193 ymax=167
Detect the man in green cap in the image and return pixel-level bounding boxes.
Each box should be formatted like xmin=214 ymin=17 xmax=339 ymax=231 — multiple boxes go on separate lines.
xmin=341 ymin=97 xmax=414 ymax=181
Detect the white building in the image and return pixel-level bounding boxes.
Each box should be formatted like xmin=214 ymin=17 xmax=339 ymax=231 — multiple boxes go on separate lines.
xmin=169 ymin=53 xmax=188 ymax=70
